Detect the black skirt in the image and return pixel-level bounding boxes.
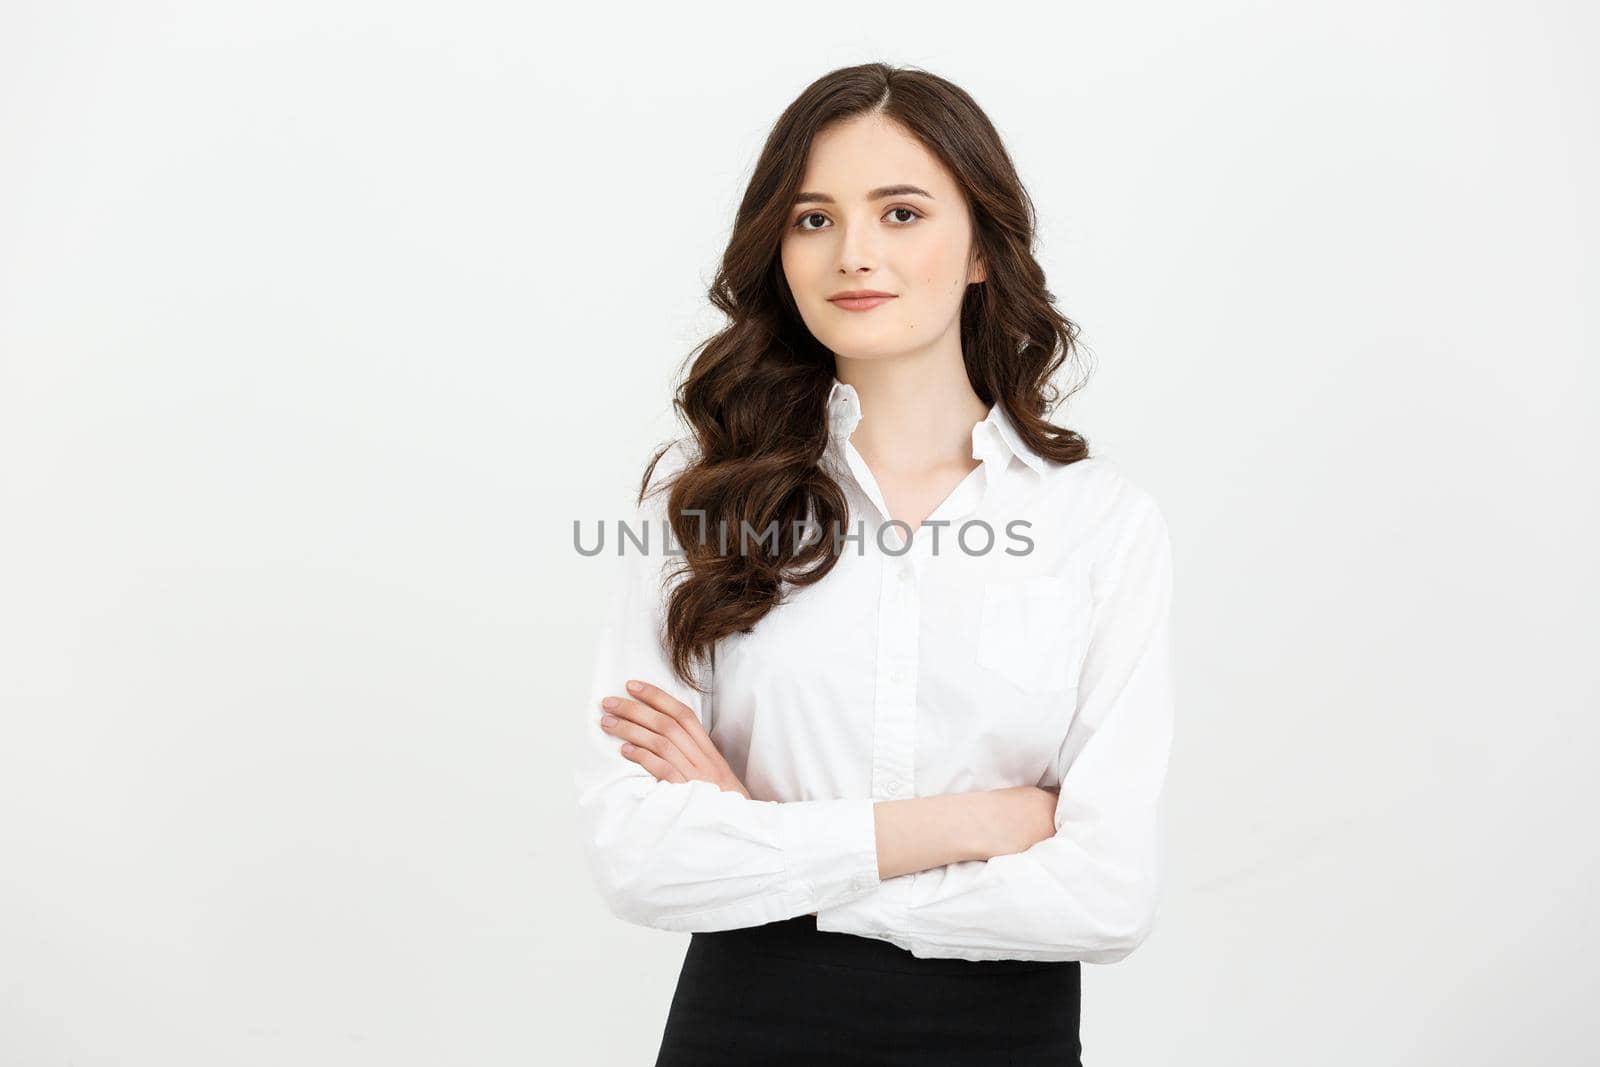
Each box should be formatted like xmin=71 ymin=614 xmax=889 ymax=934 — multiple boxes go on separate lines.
xmin=653 ymin=914 xmax=1082 ymax=1066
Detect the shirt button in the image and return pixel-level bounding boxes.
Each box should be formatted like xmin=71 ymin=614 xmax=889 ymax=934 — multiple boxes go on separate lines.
xmin=885 ymin=780 xmax=904 ymax=797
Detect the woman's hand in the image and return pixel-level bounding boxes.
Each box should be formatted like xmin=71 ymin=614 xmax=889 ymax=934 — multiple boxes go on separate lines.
xmin=599 ymin=679 xmax=752 ymax=799
xmin=980 ymin=785 xmax=1061 ymax=858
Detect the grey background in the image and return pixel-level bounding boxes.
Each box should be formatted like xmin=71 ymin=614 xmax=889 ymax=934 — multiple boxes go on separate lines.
xmin=1 ymin=1 xmax=1595 ymax=1063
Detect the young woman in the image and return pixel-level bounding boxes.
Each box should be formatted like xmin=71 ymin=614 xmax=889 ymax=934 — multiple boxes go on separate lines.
xmin=574 ymin=62 xmax=1175 ymax=1066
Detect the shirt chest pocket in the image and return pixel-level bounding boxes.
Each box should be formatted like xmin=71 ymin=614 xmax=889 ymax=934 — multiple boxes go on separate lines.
xmin=975 ymin=572 xmax=1091 ymax=695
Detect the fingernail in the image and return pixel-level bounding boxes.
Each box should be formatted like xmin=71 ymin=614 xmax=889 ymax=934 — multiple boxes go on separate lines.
xmin=601 ymin=715 xmax=618 ymax=727
xmin=625 ymin=680 xmax=642 ymax=693
xmin=620 ymin=743 xmax=634 ymax=753
xmin=601 ymin=697 xmax=619 ymax=709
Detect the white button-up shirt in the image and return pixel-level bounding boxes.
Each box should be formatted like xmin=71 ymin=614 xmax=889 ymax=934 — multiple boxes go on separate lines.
xmin=574 ymin=378 xmax=1175 ymax=963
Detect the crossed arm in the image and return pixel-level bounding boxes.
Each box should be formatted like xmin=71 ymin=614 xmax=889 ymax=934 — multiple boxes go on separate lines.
xmin=595 ymin=679 xmax=1061 ymax=890
xmin=575 ymin=482 xmax=1173 ymax=961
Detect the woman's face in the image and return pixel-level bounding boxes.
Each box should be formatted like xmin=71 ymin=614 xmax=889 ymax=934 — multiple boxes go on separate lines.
xmin=779 ymin=114 xmax=985 ymax=363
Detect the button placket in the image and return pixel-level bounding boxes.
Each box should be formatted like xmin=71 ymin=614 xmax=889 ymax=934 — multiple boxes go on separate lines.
xmin=872 ymin=554 xmax=919 ymax=802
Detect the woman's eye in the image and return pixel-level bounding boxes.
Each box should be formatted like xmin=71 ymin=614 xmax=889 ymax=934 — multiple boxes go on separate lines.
xmin=792 ymin=207 xmax=922 ymax=231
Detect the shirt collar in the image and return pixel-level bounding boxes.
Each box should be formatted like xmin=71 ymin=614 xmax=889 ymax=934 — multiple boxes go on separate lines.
xmin=825 ymin=376 xmax=1048 ymax=477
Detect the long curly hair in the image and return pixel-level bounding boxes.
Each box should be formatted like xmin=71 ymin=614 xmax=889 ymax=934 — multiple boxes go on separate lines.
xmin=639 ymin=61 xmax=1093 ymax=694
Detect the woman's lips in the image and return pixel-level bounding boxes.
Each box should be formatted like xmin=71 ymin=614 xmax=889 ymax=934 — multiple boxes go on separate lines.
xmin=829 ymin=295 xmax=897 ymax=311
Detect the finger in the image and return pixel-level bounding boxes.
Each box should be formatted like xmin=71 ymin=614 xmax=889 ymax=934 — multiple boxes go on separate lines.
xmin=623 ymin=680 xmax=720 ymax=762
xmin=602 ymin=701 xmax=701 ymax=771
xmin=601 ymin=715 xmax=697 ymax=779
xmin=619 ymin=740 xmax=686 ymax=783
xmin=607 ymin=693 xmax=711 ymax=771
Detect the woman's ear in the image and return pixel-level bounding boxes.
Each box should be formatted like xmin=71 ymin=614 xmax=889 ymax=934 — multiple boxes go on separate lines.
xmin=969 ymin=253 xmax=987 ymax=285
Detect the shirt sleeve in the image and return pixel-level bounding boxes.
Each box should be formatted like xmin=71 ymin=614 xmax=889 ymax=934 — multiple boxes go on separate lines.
xmin=814 ymin=490 xmax=1176 ymax=962
xmin=572 ymin=447 xmax=882 ymax=933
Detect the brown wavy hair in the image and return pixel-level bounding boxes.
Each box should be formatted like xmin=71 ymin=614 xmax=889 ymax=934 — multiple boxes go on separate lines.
xmin=637 ymin=61 xmax=1094 ymax=694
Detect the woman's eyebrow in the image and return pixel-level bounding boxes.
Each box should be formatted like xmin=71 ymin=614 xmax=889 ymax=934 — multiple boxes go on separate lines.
xmin=792 ymin=184 xmax=936 ymax=206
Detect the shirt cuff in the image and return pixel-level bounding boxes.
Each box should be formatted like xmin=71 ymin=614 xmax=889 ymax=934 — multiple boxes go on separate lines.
xmin=814 ymin=871 xmax=915 ymax=943
xmin=778 ymin=797 xmax=881 ymax=911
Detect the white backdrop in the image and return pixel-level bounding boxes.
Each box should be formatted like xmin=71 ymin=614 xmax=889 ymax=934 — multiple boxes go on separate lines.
xmin=2 ymin=2 xmax=1595 ymax=1064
